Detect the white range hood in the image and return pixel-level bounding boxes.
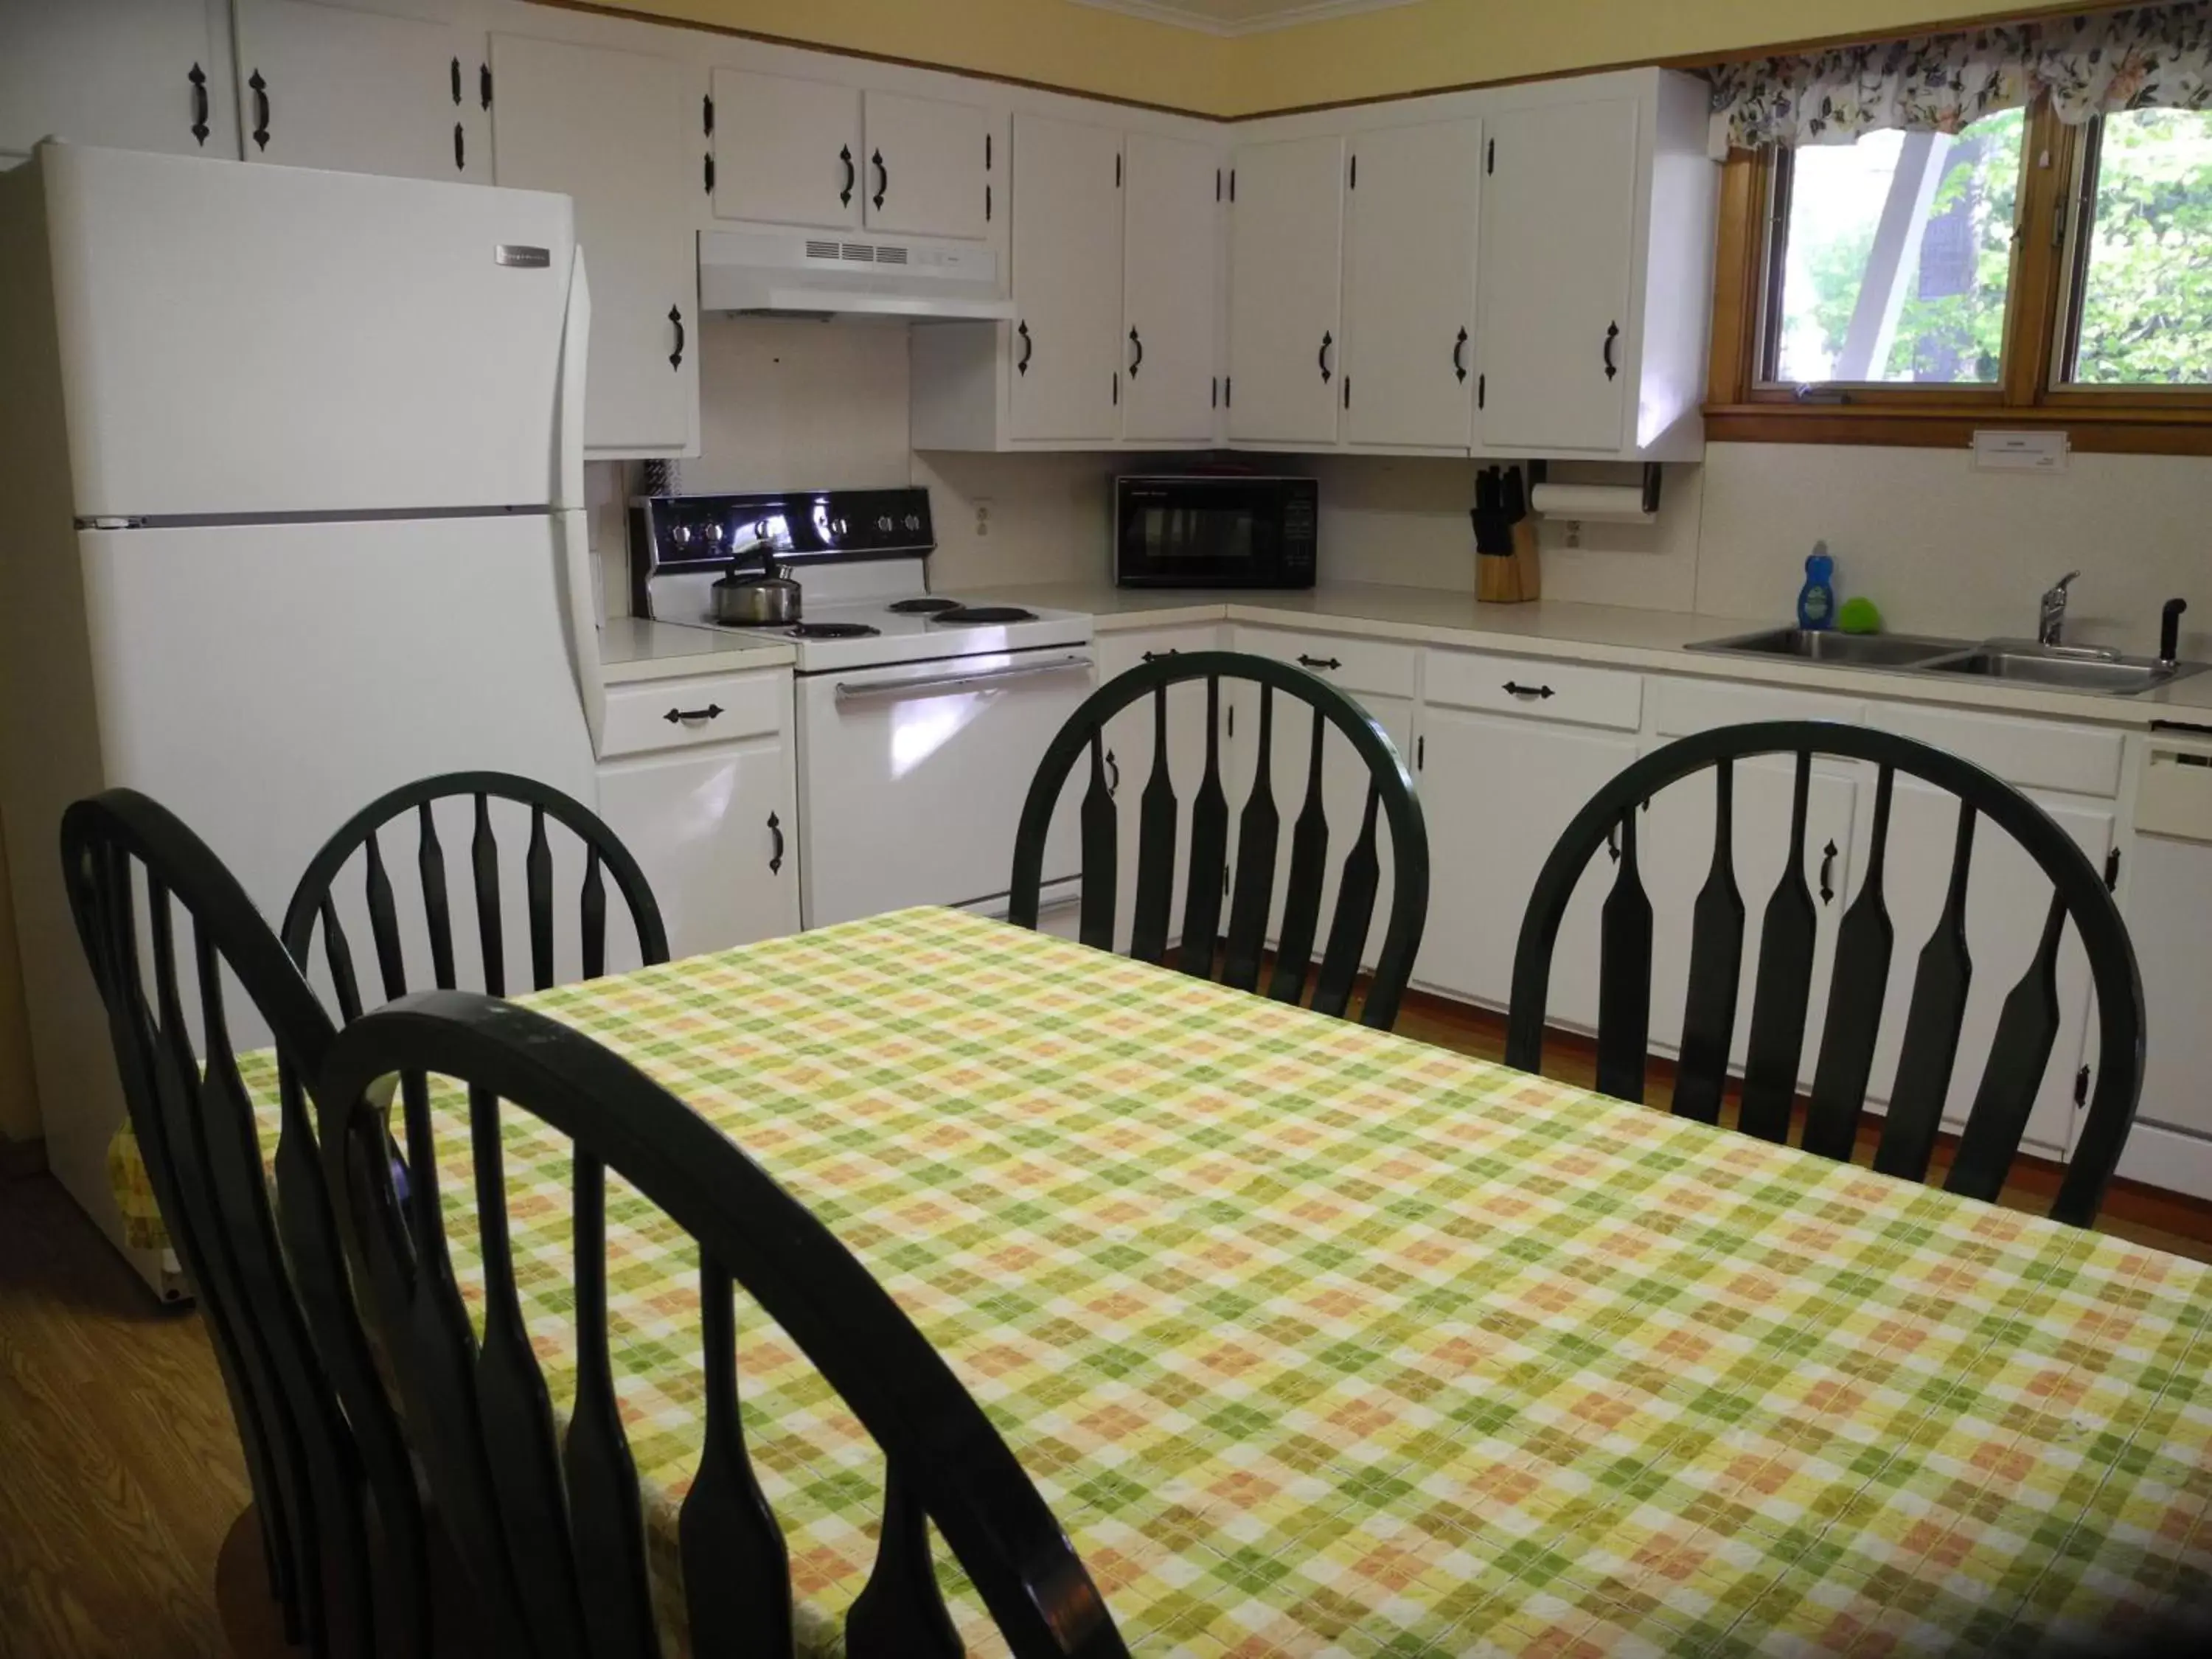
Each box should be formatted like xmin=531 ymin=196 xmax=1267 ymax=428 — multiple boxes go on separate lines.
xmin=698 ymin=226 xmax=1016 ymax=320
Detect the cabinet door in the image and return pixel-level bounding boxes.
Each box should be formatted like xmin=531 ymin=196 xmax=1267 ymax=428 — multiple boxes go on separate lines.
xmin=863 ymin=91 xmax=989 ymax=240
xmin=597 ymin=742 xmax=797 ymax=967
xmin=1641 ymin=758 xmax=1861 ymax=1091
xmin=1344 ymin=119 xmax=1480 ymax=449
xmin=710 ymin=69 xmax=860 ymax=229
xmin=1478 ymin=97 xmax=1637 ymax=452
xmin=232 ymin=0 xmax=478 ymax=181
xmin=1226 ymin=134 xmax=1343 ymax=446
xmin=1121 ymin=132 xmax=1220 ymax=445
xmin=1009 ymin=114 xmax=1122 ymax=442
xmin=1414 ymin=708 xmax=1638 ymax=1020
xmin=490 ymin=35 xmax=695 ymax=457
xmin=1860 ymin=785 xmax=2111 ymax=1158
xmin=2127 ymin=833 xmax=2212 ymax=1141
xmin=0 ymin=0 xmax=235 ymax=161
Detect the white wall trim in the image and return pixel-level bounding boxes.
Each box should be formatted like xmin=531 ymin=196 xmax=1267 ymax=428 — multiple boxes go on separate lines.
xmin=1067 ymin=0 xmax=1427 ymax=40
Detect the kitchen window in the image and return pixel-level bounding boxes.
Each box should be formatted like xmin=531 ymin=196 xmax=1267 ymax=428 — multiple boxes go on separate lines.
xmin=1705 ymin=5 xmax=2212 ymax=452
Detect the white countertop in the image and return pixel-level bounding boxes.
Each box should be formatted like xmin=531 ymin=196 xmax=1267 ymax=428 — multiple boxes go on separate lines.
xmin=951 ymin=580 xmax=2212 ymax=731
xmin=597 ymin=616 xmax=794 ymax=684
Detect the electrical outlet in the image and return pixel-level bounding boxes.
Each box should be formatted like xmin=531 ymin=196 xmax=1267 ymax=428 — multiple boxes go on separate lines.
xmin=974 ymin=499 xmax=993 ymax=537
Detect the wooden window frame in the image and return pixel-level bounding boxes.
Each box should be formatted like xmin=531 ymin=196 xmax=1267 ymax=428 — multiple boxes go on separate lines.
xmin=1705 ymin=101 xmax=2212 ymax=455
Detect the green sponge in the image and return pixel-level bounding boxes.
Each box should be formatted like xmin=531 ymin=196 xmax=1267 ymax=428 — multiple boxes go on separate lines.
xmin=1837 ymin=596 xmax=1883 ymax=635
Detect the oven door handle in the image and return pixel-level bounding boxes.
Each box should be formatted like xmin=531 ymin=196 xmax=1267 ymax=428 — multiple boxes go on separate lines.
xmin=832 ymin=654 xmax=1095 ymax=705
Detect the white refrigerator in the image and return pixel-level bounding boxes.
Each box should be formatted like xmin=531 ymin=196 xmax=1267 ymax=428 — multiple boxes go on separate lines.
xmin=0 ymin=143 xmax=602 ymax=1293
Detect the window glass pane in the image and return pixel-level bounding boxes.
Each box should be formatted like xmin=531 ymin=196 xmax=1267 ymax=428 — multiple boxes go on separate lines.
xmin=1770 ymin=109 xmax=2023 ymax=385
xmin=2068 ymin=108 xmax=2212 ymax=385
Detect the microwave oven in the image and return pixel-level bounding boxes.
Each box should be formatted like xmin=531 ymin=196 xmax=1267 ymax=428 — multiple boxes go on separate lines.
xmin=1113 ymin=474 xmax=1317 ymax=588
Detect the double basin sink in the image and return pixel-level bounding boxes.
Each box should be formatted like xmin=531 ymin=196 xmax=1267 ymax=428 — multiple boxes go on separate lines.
xmin=1686 ymin=627 xmax=2205 ymax=697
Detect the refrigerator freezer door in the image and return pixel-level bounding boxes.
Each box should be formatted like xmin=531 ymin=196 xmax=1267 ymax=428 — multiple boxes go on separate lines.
xmin=43 ymin=144 xmax=577 ymax=518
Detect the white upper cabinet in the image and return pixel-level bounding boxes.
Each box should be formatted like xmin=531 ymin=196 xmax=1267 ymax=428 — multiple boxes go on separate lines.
xmin=490 ymin=34 xmax=696 ymax=458
xmin=1008 ymin=114 xmax=1123 ymax=442
xmin=1343 ymin=118 xmax=1481 ymax=450
xmin=1477 ymin=96 xmax=1638 ymax=453
xmin=1226 ymin=133 xmax=1343 ymax=447
xmin=863 ymin=90 xmax=991 ymax=240
xmin=710 ymin=69 xmax=860 ymax=229
xmin=0 ymin=0 xmax=237 ymax=161
xmin=230 ymin=0 xmax=481 ymax=181
xmin=1121 ymin=132 xmax=1220 ymax=445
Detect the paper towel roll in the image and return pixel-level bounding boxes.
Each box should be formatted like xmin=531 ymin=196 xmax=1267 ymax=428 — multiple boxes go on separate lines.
xmin=1528 ymin=483 xmax=1655 ymax=524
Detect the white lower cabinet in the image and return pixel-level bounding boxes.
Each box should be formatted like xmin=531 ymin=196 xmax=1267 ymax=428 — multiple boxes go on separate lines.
xmin=2121 ymin=830 xmax=2212 ymax=1192
xmin=594 ymin=671 xmax=798 ymax=965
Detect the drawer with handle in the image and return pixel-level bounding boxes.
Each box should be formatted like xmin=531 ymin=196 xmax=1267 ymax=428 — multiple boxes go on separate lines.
xmin=1233 ymin=626 xmax=1416 ymax=700
xmin=599 ymin=669 xmax=787 ymax=759
xmin=1423 ymin=649 xmax=1643 ymax=731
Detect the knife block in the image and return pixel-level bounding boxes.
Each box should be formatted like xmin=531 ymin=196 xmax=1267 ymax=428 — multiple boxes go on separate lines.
xmin=1477 ymin=552 xmax=1524 ymax=603
xmin=1510 ymin=516 xmax=1542 ymax=602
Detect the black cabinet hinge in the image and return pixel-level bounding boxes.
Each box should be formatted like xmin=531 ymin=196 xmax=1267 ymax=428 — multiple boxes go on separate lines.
xmin=1211 ymin=376 xmax=1217 ymax=408
xmin=479 ymin=63 xmax=492 ymax=111
xmin=985 ymin=182 xmax=992 ymax=220
xmin=703 ymin=153 xmax=714 ymax=193
xmin=703 ymin=93 xmax=714 ymax=136
xmin=1477 ymin=373 xmax=1486 ymax=408
xmin=2073 ymin=1065 xmax=2091 ymax=1107
xmin=1215 ymin=167 xmax=1222 ymax=201
xmin=1112 ymin=372 xmax=1119 ymax=407
xmin=1228 ymin=167 xmax=1236 ymax=202
xmin=1116 ymin=152 xmax=1122 ymax=187
xmin=1343 ymin=375 xmax=1350 ymax=409
xmin=451 ymin=57 xmax=462 ymax=105
xmin=1223 ymin=375 xmax=1231 ymax=407
xmin=986 ymin=132 xmax=992 ymax=170
xmin=1485 ymin=137 xmax=1495 ymax=174
xmin=1416 ymin=734 xmax=1425 ymax=770
xmin=1349 ymin=153 xmax=1357 ymax=189
xmin=2104 ymin=846 xmax=2121 ymax=891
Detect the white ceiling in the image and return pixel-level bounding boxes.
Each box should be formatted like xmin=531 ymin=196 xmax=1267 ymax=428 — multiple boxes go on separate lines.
xmin=1069 ymin=0 xmax=1425 ymax=37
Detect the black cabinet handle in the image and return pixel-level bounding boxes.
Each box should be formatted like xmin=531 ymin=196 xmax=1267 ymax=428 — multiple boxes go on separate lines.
xmin=189 ymin=63 xmax=209 ymax=145
xmin=872 ymin=148 xmax=887 ymax=210
xmin=1452 ymin=326 xmax=1468 ymax=383
xmin=1297 ymin=654 xmax=1340 ymax=670
xmin=703 ymin=153 xmax=714 ymax=193
xmin=768 ymin=811 xmax=785 ymax=874
xmin=1819 ymin=839 xmax=1837 ymax=905
xmin=1128 ymin=326 xmax=1144 ymax=378
xmin=1318 ymin=330 xmax=1333 ymax=383
xmin=453 ymin=123 xmax=465 ymax=172
xmin=668 ymin=305 xmax=685 ymax=371
xmin=1140 ymin=648 xmax=1179 ymax=662
xmin=839 ymin=145 xmax=855 ymax=207
xmin=663 ymin=703 xmax=723 ymax=725
xmin=249 ymin=70 xmax=270 ymax=150
xmin=451 ymin=57 xmax=462 ymax=105
xmin=1016 ymin=321 xmax=1032 ymax=375
xmin=1602 ymin=320 xmax=1620 ymax=381
xmin=1502 ymin=681 xmax=1554 ymax=700
xmin=479 ymin=63 xmax=493 ymax=112
xmin=1105 ymin=749 xmax=1120 ymax=794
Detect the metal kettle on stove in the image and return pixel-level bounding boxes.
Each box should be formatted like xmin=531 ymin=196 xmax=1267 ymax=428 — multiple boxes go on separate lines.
xmin=712 ymin=535 xmax=801 ymax=626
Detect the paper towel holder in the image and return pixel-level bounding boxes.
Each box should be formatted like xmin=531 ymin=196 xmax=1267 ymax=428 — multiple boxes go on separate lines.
xmin=1520 ymin=461 xmax=1661 ymax=513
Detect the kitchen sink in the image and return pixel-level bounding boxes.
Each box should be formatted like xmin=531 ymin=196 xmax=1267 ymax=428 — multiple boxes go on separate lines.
xmin=1686 ymin=627 xmax=1973 ymax=668
xmin=1918 ymin=644 xmax=2206 ymax=695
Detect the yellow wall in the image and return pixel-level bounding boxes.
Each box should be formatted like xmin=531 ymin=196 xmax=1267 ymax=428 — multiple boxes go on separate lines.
xmin=597 ymin=0 xmax=2092 ymax=115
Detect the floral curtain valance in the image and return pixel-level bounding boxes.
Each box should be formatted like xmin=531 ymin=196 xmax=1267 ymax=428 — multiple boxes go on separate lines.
xmin=1708 ymin=3 xmax=2212 ymax=155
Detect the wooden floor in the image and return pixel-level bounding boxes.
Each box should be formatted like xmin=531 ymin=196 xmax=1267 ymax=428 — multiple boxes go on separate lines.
xmin=4 ymin=998 xmax=2211 ymax=1658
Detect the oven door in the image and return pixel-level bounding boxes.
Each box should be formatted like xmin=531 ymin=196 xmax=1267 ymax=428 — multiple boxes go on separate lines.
xmin=1114 ymin=477 xmax=1314 ymax=588
xmin=796 ymin=647 xmax=1096 ymax=929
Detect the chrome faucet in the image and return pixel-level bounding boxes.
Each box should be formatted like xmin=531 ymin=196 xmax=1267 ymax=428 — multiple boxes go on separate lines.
xmin=2038 ymin=570 xmax=2081 ymax=647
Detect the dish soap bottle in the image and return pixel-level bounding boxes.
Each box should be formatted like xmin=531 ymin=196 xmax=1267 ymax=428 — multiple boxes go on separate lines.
xmin=1798 ymin=543 xmax=1837 ymax=633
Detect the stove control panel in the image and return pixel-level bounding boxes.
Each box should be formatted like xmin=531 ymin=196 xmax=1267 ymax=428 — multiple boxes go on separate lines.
xmin=630 ymin=487 xmax=936 ymax=593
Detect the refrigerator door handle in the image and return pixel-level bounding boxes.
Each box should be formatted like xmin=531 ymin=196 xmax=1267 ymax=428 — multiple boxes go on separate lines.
xmin=554 ymin=246 xmax=591 ymax=510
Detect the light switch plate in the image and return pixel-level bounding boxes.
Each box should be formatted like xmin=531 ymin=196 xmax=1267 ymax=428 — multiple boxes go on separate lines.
xmin=1972 ymin=429 xmax=2068 ymax=472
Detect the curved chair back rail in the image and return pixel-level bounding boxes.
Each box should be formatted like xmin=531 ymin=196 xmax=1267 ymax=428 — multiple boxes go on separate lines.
xmin=1009 ymin=650 xmax=1429 ymax=1031
xmin=280 ymin=770 xmax=669 ymax=1021
xmin=60 ymin=790 xmax=428 ymax=1659
xmin=1504 ymin=720 xmax=2144 ymax=1228
xmin=319 ymin=990 xmax=1129 ymax=1658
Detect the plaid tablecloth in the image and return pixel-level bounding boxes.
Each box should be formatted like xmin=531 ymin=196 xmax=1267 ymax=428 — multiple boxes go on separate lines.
xmin=112 ymin=907 xmax=2212 ymax=1653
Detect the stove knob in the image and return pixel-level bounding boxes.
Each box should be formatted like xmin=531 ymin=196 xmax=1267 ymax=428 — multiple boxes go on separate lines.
xmin=703 ymin=522 xmax=726 ymax=547
xmin=669 ymin=524 xmax=694 ymax=548
xmin=875 ymin=515 xmax=894 ymax=532
xmin=903 ymin=513 xmax=922 ymax=532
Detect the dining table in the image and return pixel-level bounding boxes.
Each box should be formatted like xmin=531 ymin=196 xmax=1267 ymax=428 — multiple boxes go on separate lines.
xmin=111 ymin=905 xmax=2212 ymax=1654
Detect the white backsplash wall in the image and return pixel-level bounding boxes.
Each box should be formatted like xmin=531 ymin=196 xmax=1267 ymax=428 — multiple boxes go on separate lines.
xmin=1695 ymin=443 xmax=2212 ymax=657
